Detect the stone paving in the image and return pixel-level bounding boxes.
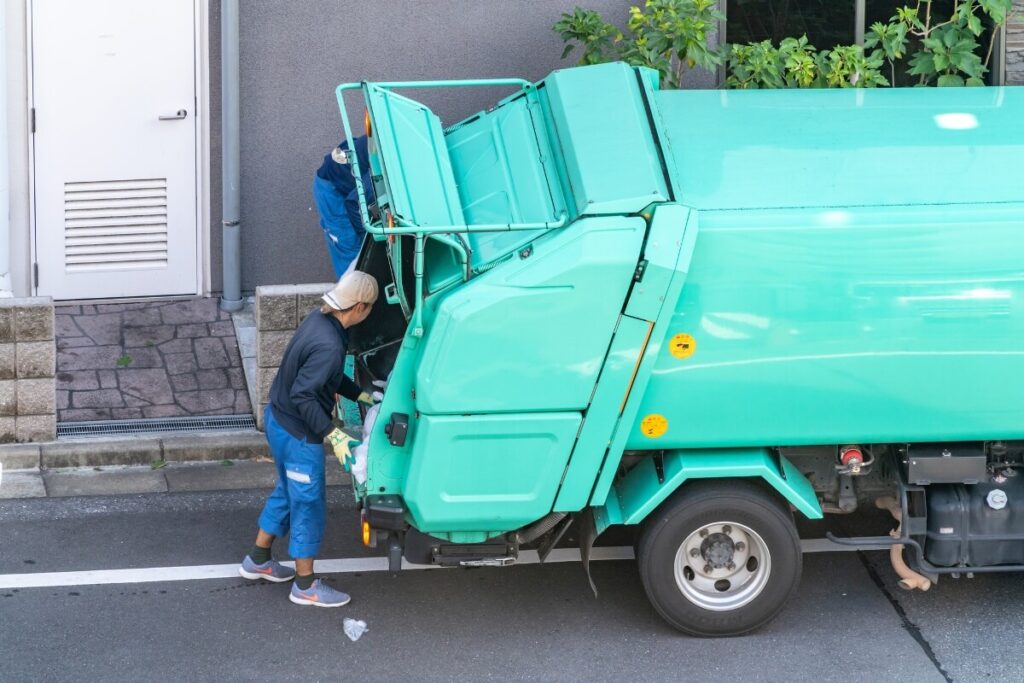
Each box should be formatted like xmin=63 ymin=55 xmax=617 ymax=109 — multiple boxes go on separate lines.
xmin=55 ymin=299 xmax=251 ymax=422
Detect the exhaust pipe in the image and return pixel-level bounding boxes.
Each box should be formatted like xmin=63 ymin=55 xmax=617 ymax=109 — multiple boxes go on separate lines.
xmin=875 ymin=496 xmax=931 ymax=591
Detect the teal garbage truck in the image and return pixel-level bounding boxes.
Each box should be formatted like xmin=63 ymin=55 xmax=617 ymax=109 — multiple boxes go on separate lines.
xmin=335 ymin=62 xmax=1024 ymax=636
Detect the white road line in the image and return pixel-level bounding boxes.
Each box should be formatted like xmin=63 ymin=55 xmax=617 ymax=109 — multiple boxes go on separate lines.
xmin=0 ymin=540 xmax=883 ymax=590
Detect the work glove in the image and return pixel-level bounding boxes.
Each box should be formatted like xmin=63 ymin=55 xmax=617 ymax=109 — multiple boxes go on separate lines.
xmin=327 ymin=428 xmax=360 ymax=472
xmin=356 ymin=391 xmax=377 ymax=407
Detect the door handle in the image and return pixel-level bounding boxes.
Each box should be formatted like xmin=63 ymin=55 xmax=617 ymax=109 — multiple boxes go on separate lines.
xmin=158 ymin=109 xmax=188 ymax=121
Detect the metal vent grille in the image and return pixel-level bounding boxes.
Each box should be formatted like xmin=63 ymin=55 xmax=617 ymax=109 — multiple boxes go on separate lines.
xmin=57 ymin=414 xmax=256 ymax=440
xmin=64 ymin=178 xmax=169 ymax=272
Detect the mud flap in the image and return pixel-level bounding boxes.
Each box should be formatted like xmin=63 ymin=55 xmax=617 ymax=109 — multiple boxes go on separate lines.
xmin=387 ymin=533 xmax=403 ymax=573
xmin=537 ymin=514 xmax=574 ymax=564
xmin=578 ymin=507 xmax=599 ymax=597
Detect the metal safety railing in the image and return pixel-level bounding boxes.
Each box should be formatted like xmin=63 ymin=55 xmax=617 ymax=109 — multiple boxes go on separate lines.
xmin=333 ymin=77 xmax=571 ymax=337
xmin=333 ymin=78 xmax=568 ymax=237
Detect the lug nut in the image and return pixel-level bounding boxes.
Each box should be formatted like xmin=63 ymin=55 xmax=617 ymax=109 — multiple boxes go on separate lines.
xmin=703 ymin=564 xmax=713 ymax=574
xmin=690 ymin=548 xmax=700 ymax=558
xmin=735 ymin=542 xmax=746 ymax=552
xmin=726 ymin=562 xmax=736 ymax=571
xmin=722 ymin=525 xmax=732 ymax=534
xmin=699 ymin=529 xmax=709 ymax=538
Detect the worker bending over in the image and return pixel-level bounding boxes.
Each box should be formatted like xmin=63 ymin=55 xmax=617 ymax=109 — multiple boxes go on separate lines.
xmin=239 ymin=271 xmax=378 ymax=607
xmin=313 ymin=136 xmax=376 ymax=277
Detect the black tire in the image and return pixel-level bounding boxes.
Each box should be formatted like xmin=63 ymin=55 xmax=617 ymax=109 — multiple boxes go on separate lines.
xmin=637 ymin=478 xmax=802 ymax=637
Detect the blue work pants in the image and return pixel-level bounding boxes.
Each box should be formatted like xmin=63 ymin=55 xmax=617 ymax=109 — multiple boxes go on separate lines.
xmin=312 ymin=175 xmax=361 ymax=277
xmin=257 ymin=406 xmax=328 ymax=559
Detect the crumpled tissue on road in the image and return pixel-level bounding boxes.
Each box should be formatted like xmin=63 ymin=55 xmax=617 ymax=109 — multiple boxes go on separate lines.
xmin=343 ymin=617 xmax=368 ymax=642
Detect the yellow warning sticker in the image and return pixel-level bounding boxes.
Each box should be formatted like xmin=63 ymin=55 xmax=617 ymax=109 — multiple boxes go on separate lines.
xmin=640 ymin=414 xmax=668 ymax=439
xmin=669 ymin=333 xmax=697 ymax=359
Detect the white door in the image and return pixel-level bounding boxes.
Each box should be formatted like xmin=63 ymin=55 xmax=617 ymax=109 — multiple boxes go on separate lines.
xmin=32 ymin=0 xmax=198 ymax=300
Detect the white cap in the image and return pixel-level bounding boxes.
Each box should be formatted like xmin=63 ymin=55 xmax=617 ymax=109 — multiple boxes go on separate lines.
xmin=322 ymin=270 xmax=379 ymax=311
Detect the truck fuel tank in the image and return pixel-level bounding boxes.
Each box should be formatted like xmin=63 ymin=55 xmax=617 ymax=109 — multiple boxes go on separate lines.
xmin=926 ymin=473 xmax=1024 ymax=568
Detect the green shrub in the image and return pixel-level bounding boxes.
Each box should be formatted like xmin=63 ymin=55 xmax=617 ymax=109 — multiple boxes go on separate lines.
xmin=554 ymin=0 xmax=725 ymax=88
xmin=554 ymin=0 xmax=1017 ymax=88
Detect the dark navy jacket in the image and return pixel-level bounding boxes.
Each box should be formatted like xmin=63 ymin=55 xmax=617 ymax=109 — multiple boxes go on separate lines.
xmin=269 ymin=309 xmax=362 ymax=442
xmin=316 ymin=136 xmax=376 ymax=232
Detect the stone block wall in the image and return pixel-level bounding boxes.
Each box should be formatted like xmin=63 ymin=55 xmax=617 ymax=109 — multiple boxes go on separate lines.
xmin=254 ymin=283 xmax=332 ymax=429
xmin=1008 ymin=2 xmax=1024 ymax=85
xmin=0 ymin=298 xmax=56 ymax=443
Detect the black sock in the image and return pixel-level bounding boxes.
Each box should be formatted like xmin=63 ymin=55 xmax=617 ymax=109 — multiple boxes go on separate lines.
xmin=250 ymin=545 xmax=272 ymax=564
xmin=295 ymin=573 xmax=315 ymax=590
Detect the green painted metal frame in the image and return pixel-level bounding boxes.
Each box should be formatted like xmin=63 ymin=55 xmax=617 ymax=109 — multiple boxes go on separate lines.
xmin=334 ymin=79 xmax=568 ymax=237
xmin=363 ymin=85 xmax=466 ymax=229
xmin=593 ymin=449 xmax=823 ymax=535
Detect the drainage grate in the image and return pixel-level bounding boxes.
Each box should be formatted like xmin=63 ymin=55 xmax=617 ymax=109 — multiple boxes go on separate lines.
xmin=58 ymin=414 xmax=257 ymax=439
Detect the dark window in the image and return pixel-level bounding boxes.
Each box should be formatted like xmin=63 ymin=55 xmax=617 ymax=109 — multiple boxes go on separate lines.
xmin=864 ymin=1 xmax=992 ymax=86
xmin=863 ymin=0 xmax=954 ymax=29
xmin=726 ymin=0 xmax=856 ymax=49
xmin=727 ymin=1 xmax=997 ymax=85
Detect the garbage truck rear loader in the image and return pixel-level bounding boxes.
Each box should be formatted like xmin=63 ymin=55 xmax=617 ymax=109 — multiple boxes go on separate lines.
xmin=334 ymin=63 xmax=1024 ymax=636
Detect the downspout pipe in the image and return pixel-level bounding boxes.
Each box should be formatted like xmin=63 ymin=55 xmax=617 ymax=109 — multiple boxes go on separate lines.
xmin=219 ymin=0 xmax=243 ymax=312
xmin=0 ymin=5 xmax=12 ymax=298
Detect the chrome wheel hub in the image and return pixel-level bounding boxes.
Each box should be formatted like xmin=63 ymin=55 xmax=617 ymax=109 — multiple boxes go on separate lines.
xmin=674 ymin=521 xmax=772 ymax=612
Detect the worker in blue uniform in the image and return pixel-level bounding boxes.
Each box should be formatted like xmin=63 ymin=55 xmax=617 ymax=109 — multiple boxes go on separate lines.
xmin=312 ymin=136 xmax=376 ymax=277
xmin=238 ymin=270 xmax=379 ymax=607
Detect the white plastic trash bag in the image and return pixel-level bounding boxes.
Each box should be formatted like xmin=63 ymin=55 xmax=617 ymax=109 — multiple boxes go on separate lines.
xmin=351 ymin=403 xmax=379 ymax=485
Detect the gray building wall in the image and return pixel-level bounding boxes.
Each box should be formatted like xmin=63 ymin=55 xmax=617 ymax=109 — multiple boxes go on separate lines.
xmin=1008 ymin=1 xmax=1024 ymax=85
xmin=209 ymin=0 xmax=678 ymax=293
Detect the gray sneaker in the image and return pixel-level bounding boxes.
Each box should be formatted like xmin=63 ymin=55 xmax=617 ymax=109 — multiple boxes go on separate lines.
xmin=238 ymin=555 xmax=296 ymax=583
xmin=289 ymin=579 xmax=351 ymax=607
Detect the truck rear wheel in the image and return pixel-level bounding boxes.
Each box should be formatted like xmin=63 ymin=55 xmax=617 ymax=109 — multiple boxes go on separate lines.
xmin=637 ymin=479 xmax=802 ymax=637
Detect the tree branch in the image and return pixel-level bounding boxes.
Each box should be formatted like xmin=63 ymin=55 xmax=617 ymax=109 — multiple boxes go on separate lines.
xmin=984 ymin=22 xmax=1001 ymax=69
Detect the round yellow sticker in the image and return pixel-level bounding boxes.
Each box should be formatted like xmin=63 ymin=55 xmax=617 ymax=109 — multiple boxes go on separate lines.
xmin=669 ymin=333 xmax=697 ymax=359
xmin=640 ymin=414 xmax=668 ymax=439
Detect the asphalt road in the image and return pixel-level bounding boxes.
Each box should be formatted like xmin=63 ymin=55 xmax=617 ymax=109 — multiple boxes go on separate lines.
xmin=0 ymin=488 xmax=1016 ymax=682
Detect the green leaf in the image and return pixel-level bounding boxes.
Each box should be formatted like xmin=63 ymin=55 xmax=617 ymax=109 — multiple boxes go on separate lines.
xmin=937 ymin=74 xmax=966 ymax=86
xmin=151 ymin=460 xmax=167 ymax=470
xmin=908 ymin=50 xmax=936 ymax=76
xmin=221 ymin=459 xmax=234 ymax=467
xmin=560 ymin=44 xmax=575 ymax=60
xmin=965 ymin=76 xmax=986 ymax=86
xmin=942 ymin=28 xmax=959 ymax=49
xmin=967 ymin=14 xmax=983 ymax=36
xmin=116 ymin=354 xmax=132 ymax=367
xmin=979 ymin=0 xmax=1013 ymax=23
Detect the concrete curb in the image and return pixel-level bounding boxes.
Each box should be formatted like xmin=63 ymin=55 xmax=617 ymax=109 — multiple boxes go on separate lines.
xmin=0 ymin=457 xmax=351 ymax=500
xmin=0 ymin=429 xmax=359 ymax=501
xmin=0 ymin=429 xmax=276 ymax=471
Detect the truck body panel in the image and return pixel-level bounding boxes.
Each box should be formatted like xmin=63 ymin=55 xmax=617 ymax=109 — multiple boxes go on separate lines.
xmin=415 ymin=215 xmax=647 ymax=414
xmin=628 ymin=202 xmax=1024 ymax=450
xmin=405 ymin=411 xmax=581 ymax=532
xmin=658 ymin=87 xmax=1024 ymax=210
xmin=595 ymin=448 xmax=823 ymax=534
xmin=543 ymin=64 xmax=670 ymax=215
